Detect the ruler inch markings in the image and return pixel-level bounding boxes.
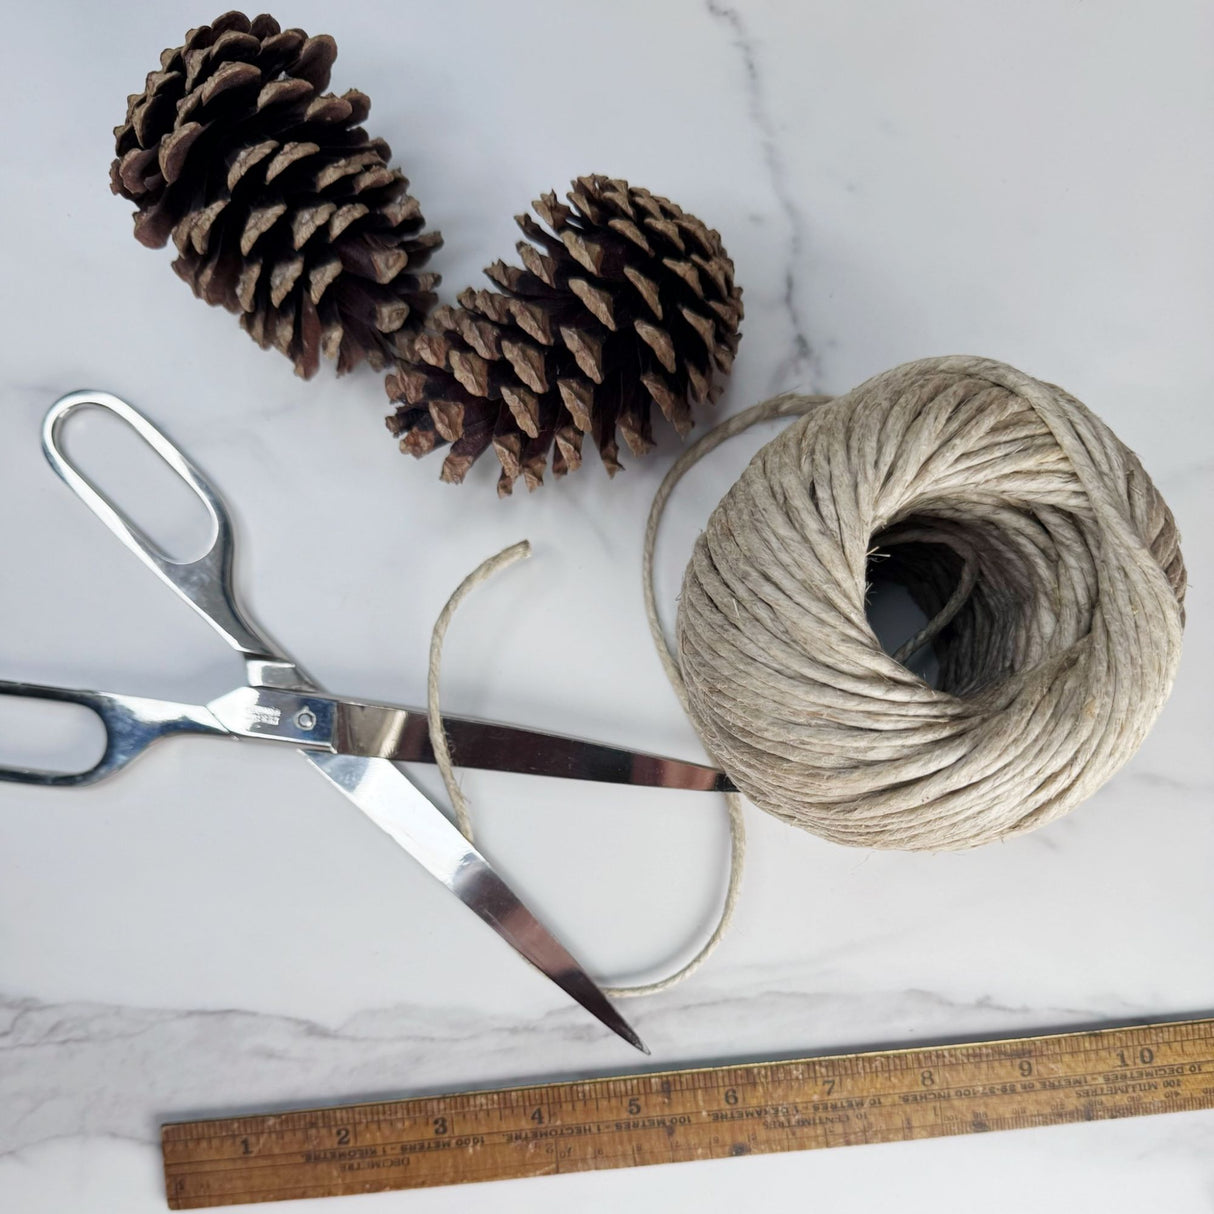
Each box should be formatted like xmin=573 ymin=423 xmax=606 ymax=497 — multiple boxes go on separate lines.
xmin=163 ymin=1017 xmax=1214 ymax=1209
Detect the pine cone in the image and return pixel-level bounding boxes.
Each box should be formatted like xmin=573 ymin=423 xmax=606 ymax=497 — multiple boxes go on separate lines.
xmin=110 ymin=10 xmax=441 ymax=378
xmin=385 ymin=175 xmax=742 ymax=495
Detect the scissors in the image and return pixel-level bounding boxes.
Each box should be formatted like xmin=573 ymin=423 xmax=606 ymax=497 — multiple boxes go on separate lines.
xmin=0 ymin=391 xmax=734 ymax=1053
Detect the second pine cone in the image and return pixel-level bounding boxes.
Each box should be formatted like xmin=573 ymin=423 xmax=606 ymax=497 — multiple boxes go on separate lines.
xmin=386 ymin=176 xmax=743 ymax=495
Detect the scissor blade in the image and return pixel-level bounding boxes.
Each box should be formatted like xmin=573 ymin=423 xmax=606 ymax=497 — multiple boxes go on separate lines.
xmin=330 ymin=700 xmax=734 ymax=792
xmin=304 ymin=751 xmax=647 ymax=1054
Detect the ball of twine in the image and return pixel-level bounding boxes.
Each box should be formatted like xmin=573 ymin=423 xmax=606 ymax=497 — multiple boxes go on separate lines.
xmin=676 ymin=355 xmax=1186 ymax=851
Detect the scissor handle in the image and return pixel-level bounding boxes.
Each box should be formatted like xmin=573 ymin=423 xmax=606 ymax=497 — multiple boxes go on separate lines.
xmin=43 ymin=391 xmax=277 ymax=662
xmin=0 ymin=680 xmax=225 ymax=787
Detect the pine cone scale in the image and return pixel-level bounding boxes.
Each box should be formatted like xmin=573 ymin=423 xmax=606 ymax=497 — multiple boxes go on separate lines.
xmin=559 ymin=326 xmax=604 ymax=382
xmin=500 ymin=340 xmax=548 ymax=393
xmin=567 ymin=279 xmax=616 ymax=329
xmin=307 ymin=257 xmax=341 ymax=303
xmin=264 ymin=140 xmax=318 ymax=182
xmin=289 ymin=202 xmax=331 ymax=249
xmin=605 ymin=217 xmax=653 ymax=256
xmin=502 ymin=386 xmax=541 ymax=436
xmin=557 ymin=378 xmax=594 ymax=432
xmin=622 ymin=266 xmax=662 ymax=318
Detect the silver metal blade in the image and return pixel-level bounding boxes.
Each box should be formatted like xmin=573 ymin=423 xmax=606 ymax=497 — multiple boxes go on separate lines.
xmin=205 ymin=684 xmax=733 ymax=791
xmin=330 ymin=699 xmax=734 ymax=792
xmin=304 ymin=751 xmax=647 ymax=1054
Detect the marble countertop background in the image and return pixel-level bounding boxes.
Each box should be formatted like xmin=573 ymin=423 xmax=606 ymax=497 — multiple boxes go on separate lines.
xmin=2 ymin=2 xmax=1211 ymax=1210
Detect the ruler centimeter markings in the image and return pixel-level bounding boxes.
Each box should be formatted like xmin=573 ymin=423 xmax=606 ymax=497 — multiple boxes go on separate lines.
xmin=162 ymin=1017 xmax=1214 ymax=1209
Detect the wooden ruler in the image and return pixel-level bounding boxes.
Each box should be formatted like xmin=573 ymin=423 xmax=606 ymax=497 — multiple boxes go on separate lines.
xmin=162 ymin=1016 xmax=1214 ymax=1208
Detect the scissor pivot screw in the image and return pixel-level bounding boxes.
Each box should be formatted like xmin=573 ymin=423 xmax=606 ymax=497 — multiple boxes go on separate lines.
xmin=295 ymin=708 xmax=317 ymax=731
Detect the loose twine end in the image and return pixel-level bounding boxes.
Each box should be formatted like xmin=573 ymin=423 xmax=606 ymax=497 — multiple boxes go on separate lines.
xmin=421 ymin=396 xmax=831 ymax=1000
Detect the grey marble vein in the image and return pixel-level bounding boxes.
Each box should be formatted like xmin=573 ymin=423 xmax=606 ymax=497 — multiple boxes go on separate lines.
xmin=705 ymin=0 xmax=817 ymax=392
xmin=1124 ymin=769 xmax=1214 ymax=794
xmin=0 ymin=972 xmax=1118 ymax=1162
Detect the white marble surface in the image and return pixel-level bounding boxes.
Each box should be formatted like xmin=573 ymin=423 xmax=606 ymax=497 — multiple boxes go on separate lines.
xmin=2 ymin=1 xmax=1212 ymax=1210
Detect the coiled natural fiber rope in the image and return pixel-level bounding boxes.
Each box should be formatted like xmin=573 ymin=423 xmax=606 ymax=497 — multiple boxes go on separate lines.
xmin=426 ymin=354 xmax=1186 ymax=995
xmin=678 ymin=355 xmax=1186 ymax=851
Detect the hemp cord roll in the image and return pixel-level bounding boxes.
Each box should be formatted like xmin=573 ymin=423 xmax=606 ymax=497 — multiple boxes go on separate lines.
xmin=676 ymin=355 xmax=1186 ymax=851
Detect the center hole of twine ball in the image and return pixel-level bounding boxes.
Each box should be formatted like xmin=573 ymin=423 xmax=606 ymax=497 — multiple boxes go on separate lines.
xmin=865 ymin=556 xmax=938 ymax=685
xmin=864 ymin=531 xmax=975 ymax=689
